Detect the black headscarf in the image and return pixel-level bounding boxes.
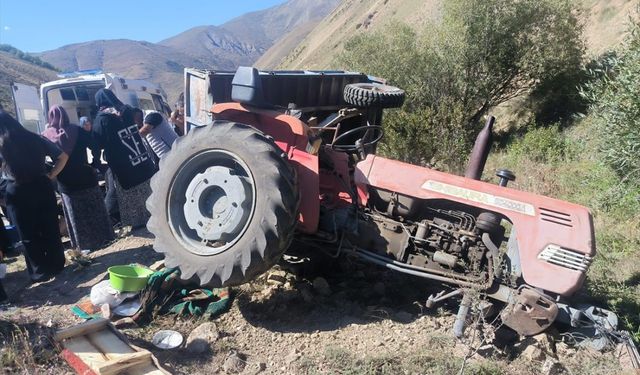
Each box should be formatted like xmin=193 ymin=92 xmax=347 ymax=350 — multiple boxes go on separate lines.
xmin=95 ymin=89 xmax=125 ymax=112
xmin=0 ymin=111 xmax=48 ymax=183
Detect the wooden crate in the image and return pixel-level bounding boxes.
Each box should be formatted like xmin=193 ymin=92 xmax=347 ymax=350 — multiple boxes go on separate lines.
xmin=55 ymin=318 xmax=170 ymax=375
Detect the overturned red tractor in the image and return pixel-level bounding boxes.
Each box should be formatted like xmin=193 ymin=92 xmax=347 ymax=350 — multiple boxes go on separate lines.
xmin=147 ymin=67 xmax=626 ymax=345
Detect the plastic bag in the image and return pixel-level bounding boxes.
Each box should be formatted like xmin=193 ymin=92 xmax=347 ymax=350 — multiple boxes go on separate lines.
xmin=90 ymin=280 xmax=135 ymax=307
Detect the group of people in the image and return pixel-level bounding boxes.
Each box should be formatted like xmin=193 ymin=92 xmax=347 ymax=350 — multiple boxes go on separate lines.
xmin=0 ymin=88 xmax=183 ymax=301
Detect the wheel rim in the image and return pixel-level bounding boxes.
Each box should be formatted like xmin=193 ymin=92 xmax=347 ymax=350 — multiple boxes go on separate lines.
xmin=167 ymin=149 xmax=256 ymax=256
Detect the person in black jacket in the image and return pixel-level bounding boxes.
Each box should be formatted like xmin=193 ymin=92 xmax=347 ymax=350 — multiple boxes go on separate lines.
xmin=92 ymin=89 xmax=155 ymax=228
xmin=0 ymin=111 xmax=68 ymax=283
xmin=43 ymin=106 xmax=114 ymax=250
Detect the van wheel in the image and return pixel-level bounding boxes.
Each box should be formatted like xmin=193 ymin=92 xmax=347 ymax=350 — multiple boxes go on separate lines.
xmin=146 ymin=121 xmax=299 ymax=287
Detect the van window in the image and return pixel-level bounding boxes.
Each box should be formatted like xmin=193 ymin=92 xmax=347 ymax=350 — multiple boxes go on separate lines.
xmin=60 ymin=88 xmax=76 ymax=101
xmin=151 ymin=94 xmax=164 ymax=112
xmin=75 ymin=87 xmax=90 ymax=101
xmin=138 ymin=98 xmax=155 ymax=111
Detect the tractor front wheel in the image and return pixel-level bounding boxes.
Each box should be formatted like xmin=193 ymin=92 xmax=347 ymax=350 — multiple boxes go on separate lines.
xmin=146 ymin=121 xmax=299 ymax=287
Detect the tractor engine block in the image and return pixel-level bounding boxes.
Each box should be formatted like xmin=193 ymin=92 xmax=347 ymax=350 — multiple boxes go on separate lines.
xmin=353 ymin=208 xmax=490 ymax=278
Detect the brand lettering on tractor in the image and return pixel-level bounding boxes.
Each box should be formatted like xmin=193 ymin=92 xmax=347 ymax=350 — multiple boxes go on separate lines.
xmin=421 ymin=180 xmax=535 ymax=216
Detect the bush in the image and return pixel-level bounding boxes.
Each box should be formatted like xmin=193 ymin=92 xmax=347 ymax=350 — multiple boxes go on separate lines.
xmin=509 ymin=124 xmax=567 ymax=163
xmin=337 ymin=0 xmax=583 ymax=171
xmin=0 ymin=44 xmax=57 ymax=71
xmin=582 ymin=19 xmax=640 ymax=184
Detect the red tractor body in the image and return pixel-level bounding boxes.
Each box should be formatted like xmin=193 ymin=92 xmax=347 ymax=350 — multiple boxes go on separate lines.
xmin=147 ymin=67 xmax=619 ymax=343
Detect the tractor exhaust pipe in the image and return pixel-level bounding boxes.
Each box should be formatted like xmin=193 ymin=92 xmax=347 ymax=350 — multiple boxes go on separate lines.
xmin=464 ymin=116 xmax=495 ymax=180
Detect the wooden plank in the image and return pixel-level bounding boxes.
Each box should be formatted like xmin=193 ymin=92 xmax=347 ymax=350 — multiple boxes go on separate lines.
xmin=55 ymin=318 xmax=110 ymax=342
xmin=87 ymin=330 xmax=136 ymax=359
xmin=63 ymin=336 xmax=108 ymax=371
xmin=94 ymin=351 xmax=152 ymax=375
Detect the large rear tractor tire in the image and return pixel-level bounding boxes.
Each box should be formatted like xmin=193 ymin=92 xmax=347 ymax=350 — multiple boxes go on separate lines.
xmin=146 ymin=121 xmax=299 ymax=287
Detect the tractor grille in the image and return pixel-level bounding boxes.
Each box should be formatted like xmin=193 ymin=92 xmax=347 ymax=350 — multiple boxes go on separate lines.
xmin=538 ymin=244 xmax=592 ymax=273
xmin=539 ymin=207 xmax=573 ymax=227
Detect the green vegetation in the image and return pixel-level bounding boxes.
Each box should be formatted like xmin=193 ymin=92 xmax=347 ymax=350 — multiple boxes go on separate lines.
xmin=338 ymin=0 xmax=583 ymax=171
xmin=581 ymin=21 xmax=640 ymax=186
xmin=0 ymin=44 xmax=57 ymax=71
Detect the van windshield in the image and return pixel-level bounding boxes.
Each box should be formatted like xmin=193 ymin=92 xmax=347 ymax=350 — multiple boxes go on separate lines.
xmin=45 ymin=83 xmax=105 ymax=124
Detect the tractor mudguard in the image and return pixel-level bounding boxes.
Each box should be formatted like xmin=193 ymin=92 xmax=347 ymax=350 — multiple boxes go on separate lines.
xmin=211 ymin=103 xmax=320 ymax=233
xmin=355 ymin=155 xmax=595 ymax=297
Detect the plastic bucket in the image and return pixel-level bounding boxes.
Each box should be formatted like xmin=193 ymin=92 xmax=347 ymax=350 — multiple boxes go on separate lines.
xmin=108 ymin=265 xmax=154 ymax=292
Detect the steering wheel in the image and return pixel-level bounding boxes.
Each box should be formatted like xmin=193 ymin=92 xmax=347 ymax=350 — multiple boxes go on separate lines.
xmin=331 ymin=125 xmax=384 ymax=153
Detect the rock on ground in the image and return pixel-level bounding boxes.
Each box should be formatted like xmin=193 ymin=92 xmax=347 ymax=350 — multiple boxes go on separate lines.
xmin=186 ymin=322 xmax=220 ymax=354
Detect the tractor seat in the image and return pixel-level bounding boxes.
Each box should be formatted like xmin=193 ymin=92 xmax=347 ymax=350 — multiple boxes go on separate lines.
xmin=231 ymin=67 xmax=268 ymax=108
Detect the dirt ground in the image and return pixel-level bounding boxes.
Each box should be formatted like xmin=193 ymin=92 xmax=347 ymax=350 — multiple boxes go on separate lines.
xmin=0 ymin=229 xmax=634 ymax=375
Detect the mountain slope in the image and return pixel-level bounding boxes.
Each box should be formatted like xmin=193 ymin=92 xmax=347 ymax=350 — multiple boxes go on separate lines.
xmin=161 ymin=0 xmax=340 ymax=70
xmin=0 ymin=51 xmax=58 ymax=117
xmin=278 ymin=0 xmax=440 ymax=70
xmin=278 ymin=0 xmax=638 ymax=70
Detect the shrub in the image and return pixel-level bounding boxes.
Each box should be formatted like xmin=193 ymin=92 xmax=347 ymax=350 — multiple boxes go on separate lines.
xmin=509 ymin=124 xmax=567 ymax=163
xmin=337 ymin=0 xmax=583 ymax=171
xmin=582 ymin=18 xmax=640 ymax=184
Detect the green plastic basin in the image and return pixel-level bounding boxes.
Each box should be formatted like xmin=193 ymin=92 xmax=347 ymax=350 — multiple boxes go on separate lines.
xmin=108 ymin=265 xmax=154 ymax=292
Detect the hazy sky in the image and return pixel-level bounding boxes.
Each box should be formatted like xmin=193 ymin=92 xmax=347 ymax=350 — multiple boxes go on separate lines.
xmin=0 ymin=0 xmax=285 ymax=52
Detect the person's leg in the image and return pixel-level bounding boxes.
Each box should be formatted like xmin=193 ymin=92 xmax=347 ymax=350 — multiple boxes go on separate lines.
xmin=0 ymin=220 xmax=10 ymax=253
xmin=37 ymin=178 xmax=65 ymax=275
xmin=5 ymin=181 xmax=49 ymax=281
xmin=0 ymin=279 xmax=7 ymax=302
xmin=104 ymin=169 xmax=121 ymax=226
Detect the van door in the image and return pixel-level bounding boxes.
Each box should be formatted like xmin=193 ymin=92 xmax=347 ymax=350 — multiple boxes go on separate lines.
xmin=11 ymin=83 xmax=46 ymax=134
xmin=184 ymin=68 xmax=213 ymax=133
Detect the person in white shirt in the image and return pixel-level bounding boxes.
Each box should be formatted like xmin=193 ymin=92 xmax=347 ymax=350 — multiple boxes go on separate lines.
xmin=140 ymin=112 xmax=178 ymax=160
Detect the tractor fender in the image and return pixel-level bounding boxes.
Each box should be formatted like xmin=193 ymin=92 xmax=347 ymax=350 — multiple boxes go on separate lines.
xmin=355 ymin=155 xmax=595 ymax=297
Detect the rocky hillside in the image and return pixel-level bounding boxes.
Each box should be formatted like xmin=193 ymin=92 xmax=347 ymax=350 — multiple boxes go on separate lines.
xmin=164 ymin=0 xmax=341 ymax=70
xmin=0 ymin=51 xmax=58 ymax=117
xmin=37 ymin=40 xmax=211 ymax=104
xmin=277 ymin=0 xmax=638 ymax=70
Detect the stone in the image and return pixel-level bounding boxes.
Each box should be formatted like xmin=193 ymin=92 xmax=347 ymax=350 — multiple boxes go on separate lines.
xmin=223 ymin=352 xmax=246 ymax=373
xmin=312 ymin=277 xmax=332 ymax=296
xmin=186 ymin=322 xmax=220 ymax=354
xmin=522 ymin=344 xmax=545 ymax=362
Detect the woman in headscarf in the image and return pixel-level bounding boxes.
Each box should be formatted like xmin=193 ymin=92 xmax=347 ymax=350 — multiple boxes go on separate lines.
xmin=0 ymin=110 xmax=68 ymax=283
xmin=43 ymin=106 xmax=114 ymax=251
xmin=92 ymin=89 xmax=156 ymax=228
